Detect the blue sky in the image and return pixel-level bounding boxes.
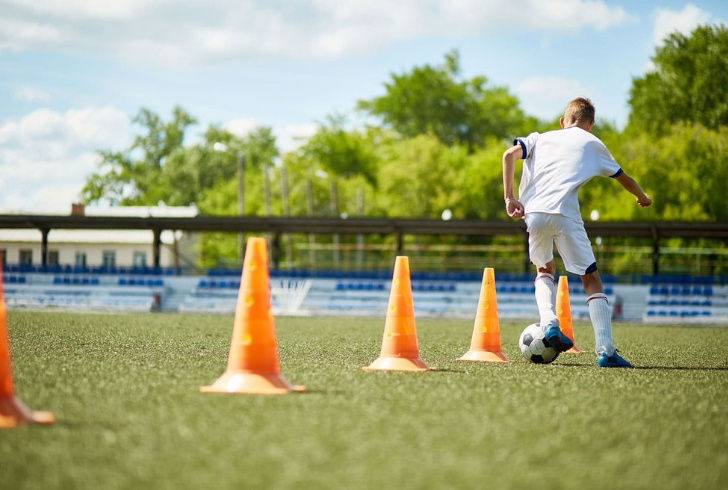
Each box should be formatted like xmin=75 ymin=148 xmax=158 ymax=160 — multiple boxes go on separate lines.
xmin=0 ymin=0 xmax=726 ymax=212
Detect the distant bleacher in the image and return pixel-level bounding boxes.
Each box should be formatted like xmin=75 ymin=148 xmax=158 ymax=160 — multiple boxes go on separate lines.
xmin=2 ymin=264 xmax=179 ymax=275
xmin=3 ymin=264 xmax=728 ymax=322
xmin=2 ymin=271 xmax=166 ymax=312
xmin=644 ymin=282 xmax=728 ymax=322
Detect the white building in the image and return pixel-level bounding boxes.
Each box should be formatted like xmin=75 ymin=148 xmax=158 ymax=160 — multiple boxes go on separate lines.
xmin=0 ymin=205 xmax=199 ymax=270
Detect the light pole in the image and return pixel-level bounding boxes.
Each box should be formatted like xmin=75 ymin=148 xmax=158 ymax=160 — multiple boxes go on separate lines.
xmin=236 ymin=151 xmax=245 ymax=263
xmin=214 ymin=142 xmax=245 ymax=264
xmin=314 ymin=169 xmax=339 ymax=268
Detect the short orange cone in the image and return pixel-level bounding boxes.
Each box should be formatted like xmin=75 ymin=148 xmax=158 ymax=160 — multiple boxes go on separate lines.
xmin=458 ymin=268 xmax=511 ymax=362
xmin=0 ymin=271 xmax=55 ymax=428
xmin=363 ymin=256 xmax=434 ymax=371
xmin=201 ymin=237 xmax=304 ymax=394
xmin=556 ymin=276 xmax=584 ymax=353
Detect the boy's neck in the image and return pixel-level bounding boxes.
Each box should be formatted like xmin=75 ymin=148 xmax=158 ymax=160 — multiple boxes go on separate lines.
xmin=561 ymin=119 xmax=594 ymax=132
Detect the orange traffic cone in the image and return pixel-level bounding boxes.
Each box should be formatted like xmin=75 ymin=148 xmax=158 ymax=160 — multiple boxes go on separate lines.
xmin=556 ymin=276 xmax=584 ymax=353
xmin=363 ymin=256 xmax=434 ymax=371
xmin=0 ymin=271 xmax=55 ymax=428
xmin=458 ymin=268 xmax=511 ymax=362
xmin=201 ymin=237 xmax=305 ymax=394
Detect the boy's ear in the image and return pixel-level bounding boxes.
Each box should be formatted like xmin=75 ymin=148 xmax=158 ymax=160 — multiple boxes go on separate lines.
xmin=559 ymin=117 xmax=565 ymax=128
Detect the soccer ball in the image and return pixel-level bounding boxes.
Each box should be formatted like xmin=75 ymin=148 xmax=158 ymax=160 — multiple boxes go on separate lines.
xmin=519 ymin=323 xmax=560 ymax=364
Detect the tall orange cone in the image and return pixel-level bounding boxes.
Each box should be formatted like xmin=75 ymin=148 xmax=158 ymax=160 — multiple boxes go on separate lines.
xmin=556 ymin=276 xmax=584 ymax=353
xmin=363 ymin=256 xmax=434 ymax=371
xmin=0 ymin=271 xmax=55 ymax=428
xmin=458 ymin=268 xmax=511 ymax=362
xmin=201 ymin=237 xmax=304 ymax=394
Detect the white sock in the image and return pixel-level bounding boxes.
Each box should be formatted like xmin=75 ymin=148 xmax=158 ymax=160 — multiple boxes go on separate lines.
xmin=588 ymin=293 xmax=614 ymax=356
xmin=534 ymin=273 xmax=559 ymax=330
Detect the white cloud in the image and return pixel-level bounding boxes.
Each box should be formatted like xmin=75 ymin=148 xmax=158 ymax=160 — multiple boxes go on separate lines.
xmin=514 ymin=76 xmax=594 ymax=120
xmin=223 ymin=118 xmax=316 ymax=151
xmin=0 ymin=0 xmax=637 ymax=67
xmin=13 ymin=86 xmax=52 ymax=102
xmin=0 ymin=107 xmax=131 ymax=212
xmin=274 ymin=123 xmax=318 ymax=152
xmin=653 ymin=4 xmax=711 ymax=46
xmin=224 ymin=118 xmax=258 ymax=138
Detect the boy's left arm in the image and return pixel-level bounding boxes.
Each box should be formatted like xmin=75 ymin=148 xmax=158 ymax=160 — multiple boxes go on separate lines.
xmin=502 ymin=145 xmax=525 ymax=218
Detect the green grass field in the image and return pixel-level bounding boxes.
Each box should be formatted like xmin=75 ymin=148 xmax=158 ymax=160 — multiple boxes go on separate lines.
xmin=2 ymin=311 xmax=727 ymax=490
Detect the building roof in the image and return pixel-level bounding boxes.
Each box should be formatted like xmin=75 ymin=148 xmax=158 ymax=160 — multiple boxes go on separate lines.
xmin=0 ymin=205 xmax=198 ymax=218
xmin=0 ymin=205 xmax=196 ymax=245
xmin=0 ymin=229 xmax=179 ymax=245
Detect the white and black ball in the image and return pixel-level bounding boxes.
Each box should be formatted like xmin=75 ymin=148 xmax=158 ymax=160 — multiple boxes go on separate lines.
xmin=519 ymin=323 xmax=560 ymax=364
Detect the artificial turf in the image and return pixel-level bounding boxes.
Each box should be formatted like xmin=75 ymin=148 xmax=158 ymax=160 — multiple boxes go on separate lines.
xmin=2 ymin=311 xmax=727 ymax=490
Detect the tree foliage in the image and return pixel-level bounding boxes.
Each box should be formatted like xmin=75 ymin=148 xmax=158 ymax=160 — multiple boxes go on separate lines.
xmin=628 ymin=24 xmax=728 ymax=134
xmin=82 ymin=108 xmax=277 ymax=207
xmin=357 ymin=50 xmax=531 ymax=148
xmin=83 ymin=40 xmax=728 ymax=268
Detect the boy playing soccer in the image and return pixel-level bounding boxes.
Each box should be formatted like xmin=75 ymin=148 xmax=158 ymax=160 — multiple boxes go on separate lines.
xmin=502 ymin=97 xmax=652 ymax=367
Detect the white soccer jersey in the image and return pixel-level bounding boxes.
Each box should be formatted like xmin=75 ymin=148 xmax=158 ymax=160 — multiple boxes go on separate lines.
xmin=515 ymin=127 xmax=622 ymax=221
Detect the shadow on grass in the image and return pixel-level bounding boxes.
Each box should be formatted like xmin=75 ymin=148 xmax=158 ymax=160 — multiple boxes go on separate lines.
xmin=631 ymin=365 xmax=728 ymax=371
xmin=556 ymin=362 xmax=728 ymax=371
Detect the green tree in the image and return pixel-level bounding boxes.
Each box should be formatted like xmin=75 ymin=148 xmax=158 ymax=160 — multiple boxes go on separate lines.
xmin=83 ymin=107 xmax=279 ymax=208
xmin=628 ymin=24 xmax=728 ymax=134
xmin=296 ymin=115 xmax=378 ymax=185
xmin=357 ymin=50 xmax=531 ymax=148
xmin=615 ymin=123 xmax=728 ymax=221
xmin=82 ymin=106 xmax=197 ymax=205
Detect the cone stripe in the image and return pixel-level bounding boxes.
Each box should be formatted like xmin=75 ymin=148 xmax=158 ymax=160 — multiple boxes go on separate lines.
xmin=363 ymin=256 xmax=433 ymax=371
xmin=202 ymin=237 xmax=304 ymax=394
xmin=457 ymin=268 xmax=511 ymax=362
xmin=0 ymin=270 xmax=55 ymax=427
xmin=556 ymin=276 xmax=584 ymax=353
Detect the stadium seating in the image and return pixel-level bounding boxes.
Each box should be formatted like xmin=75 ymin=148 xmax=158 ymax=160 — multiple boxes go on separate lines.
xmin=3 ymin=273 xmax=165 ymax=312
xmin=3 ymin=265 xmax=726 ymax=322
xmin=643 ymin=280 xmax=728 ymax=323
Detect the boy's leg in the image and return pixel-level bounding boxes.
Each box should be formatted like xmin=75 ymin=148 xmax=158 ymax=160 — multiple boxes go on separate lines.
xmin=535 ymin=261 xmax=559 ymax=329
xmin=525 ymin=214 xmax=573 ymax=352
xmin=581 ymin=271 xmax=614 ymax=355
xmin=581 ymin=271 xmax=631 ymax=367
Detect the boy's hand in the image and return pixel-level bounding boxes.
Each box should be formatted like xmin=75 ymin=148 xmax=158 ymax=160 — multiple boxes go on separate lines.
xmin=637 ymin=195 xmax=652 ymax=207
xmin=505 ymin=198 xmax=524 ymax=218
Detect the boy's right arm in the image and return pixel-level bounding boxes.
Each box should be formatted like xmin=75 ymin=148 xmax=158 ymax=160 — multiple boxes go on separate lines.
xmin=502 ymin=145 xmax=525 ymax=218
xmin=615 ymin=172 xmax=652 ymax=207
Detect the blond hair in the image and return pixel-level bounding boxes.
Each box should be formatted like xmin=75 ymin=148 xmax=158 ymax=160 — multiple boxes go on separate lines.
xmin=564 ymin=97 xmax=595 ymax=125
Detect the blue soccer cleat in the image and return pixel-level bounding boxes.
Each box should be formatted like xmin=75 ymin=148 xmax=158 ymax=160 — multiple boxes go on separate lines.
xmin=543 ymin=324 xmax=574 ymax=353
xmin=597 ymin=351 xmax=632 ymax=368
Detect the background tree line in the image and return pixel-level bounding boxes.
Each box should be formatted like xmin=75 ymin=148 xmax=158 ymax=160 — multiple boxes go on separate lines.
xmin=82 ymin=26 xmax=728 ymax=268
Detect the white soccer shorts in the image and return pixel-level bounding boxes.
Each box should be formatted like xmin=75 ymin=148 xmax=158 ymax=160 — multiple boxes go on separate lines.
xmin=525 ymin=212 xmax=596 ymax=275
